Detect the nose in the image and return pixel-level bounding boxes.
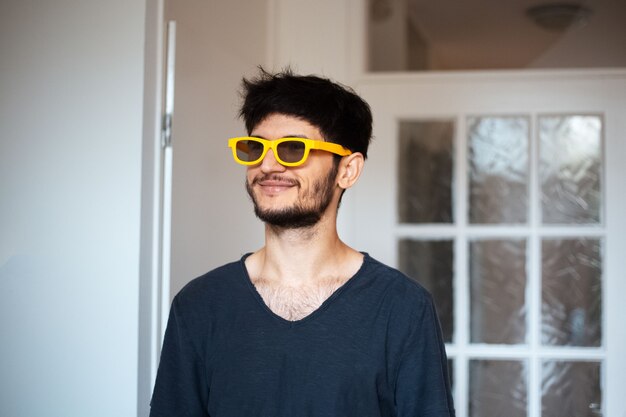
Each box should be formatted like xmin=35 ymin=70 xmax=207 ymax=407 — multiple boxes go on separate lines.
xmin=259 ymin=149 xmax=286 ymax=173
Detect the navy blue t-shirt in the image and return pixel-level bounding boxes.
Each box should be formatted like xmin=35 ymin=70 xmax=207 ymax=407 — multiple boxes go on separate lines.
xmin=150 ymin=254 xmax=455 ymax=417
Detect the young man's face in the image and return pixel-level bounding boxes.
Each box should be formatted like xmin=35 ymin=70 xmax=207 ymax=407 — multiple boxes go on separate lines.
xmin=245 ymin=113 xmax=340 ymax=229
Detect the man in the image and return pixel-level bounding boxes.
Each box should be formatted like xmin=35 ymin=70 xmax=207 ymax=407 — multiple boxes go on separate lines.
xmin=150 ymin=69 xmax=455 ymax=417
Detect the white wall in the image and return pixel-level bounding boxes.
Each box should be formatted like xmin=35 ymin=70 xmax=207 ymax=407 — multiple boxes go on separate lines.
xmin=166 ymin=0 xmax=268 ymax=299
xmin=0 ymin=1 xmax=148 ymax=416
xmin=270 ymin=0 xmax=352 ymax=80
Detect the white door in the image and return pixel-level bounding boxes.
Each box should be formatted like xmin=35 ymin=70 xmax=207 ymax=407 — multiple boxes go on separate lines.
xmin=351 ymin=71 xmax=626 ymax=417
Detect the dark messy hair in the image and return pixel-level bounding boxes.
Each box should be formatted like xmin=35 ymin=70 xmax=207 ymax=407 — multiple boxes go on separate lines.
xmin=238 ymin=67 xmax=372 ymax=158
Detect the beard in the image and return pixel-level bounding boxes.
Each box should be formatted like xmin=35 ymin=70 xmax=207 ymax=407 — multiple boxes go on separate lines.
xmin=246 ymin=164 xmax=339 ymax=229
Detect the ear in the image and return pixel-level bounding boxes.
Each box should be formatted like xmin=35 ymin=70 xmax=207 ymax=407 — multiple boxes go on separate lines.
xmin=336 ymin=152 xmax=364 ymax=190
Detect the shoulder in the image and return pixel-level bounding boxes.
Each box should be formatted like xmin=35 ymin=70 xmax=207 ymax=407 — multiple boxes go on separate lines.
xmin=361 ymin=254 xmax=434 ymax=305
xmin=172 ymin=257 xmax=248 ymax=313
xmin=358 ymin=254 xmax=440 ymax=332
xmin=357 ymin=256 xmax=444 ymax=364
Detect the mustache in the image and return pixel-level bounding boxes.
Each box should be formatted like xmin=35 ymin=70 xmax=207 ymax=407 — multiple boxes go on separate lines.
xmin=251 ymin=174 xmax=300 ymax=187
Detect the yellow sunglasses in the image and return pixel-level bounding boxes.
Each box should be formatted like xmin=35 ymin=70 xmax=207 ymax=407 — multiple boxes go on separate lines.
xmin=228 ymin=137 xmax=352 ymax=167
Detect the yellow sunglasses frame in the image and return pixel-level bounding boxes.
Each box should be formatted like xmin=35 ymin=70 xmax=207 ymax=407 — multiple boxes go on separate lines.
xmin=228 ymin=137 xmax=352 ymax=167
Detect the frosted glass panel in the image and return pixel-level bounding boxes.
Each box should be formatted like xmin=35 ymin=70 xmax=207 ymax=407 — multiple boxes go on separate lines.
xmin=470 ymin=240 xmax=526 ymax=344
xmin=542 ymin=238 xmax=602 ymax=346
xmin=539 ymin=115 xmax=602 ymax=224
xmin=469 ymin=360 xmax=527 ymax=417
xmin=468 ymin=116 xmax=529 ymax=224
xmin=398 ymin=239 xmax=453 ymax=342
xmin=398 ymin=120 xmax=453 ymax=223
xmin=542 ymin=361 xmax=602 ymax=417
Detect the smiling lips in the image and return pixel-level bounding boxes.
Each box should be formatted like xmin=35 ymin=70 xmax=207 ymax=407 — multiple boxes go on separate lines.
xmin=254 ymin=176 xmax=299 ymax=195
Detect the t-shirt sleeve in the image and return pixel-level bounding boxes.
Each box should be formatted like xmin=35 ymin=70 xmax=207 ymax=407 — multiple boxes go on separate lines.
xmin=395 ymin=295 xmax=455 ymax=417
xmin=149 ymin=296 xmax=210 ymax=417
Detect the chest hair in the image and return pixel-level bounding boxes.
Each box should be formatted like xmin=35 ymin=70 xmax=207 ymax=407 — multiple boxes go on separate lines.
xmin=252 ymin=277 xmax=347 ymax=321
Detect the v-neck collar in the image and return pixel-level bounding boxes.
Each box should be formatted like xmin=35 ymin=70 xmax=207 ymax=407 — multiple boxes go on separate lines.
xmin=238 ymin=252 xmax=370 ymax=327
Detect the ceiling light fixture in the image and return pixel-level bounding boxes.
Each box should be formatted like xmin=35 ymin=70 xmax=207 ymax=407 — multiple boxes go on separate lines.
xmin=526 ymin=3 xmax=593 ymax=31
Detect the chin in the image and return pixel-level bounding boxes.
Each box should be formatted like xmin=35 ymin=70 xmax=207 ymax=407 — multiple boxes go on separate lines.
xmin=254 ymin=195 xmax=293 ymax=210
xmin=256 ymin=209 xmax=322 ymax=229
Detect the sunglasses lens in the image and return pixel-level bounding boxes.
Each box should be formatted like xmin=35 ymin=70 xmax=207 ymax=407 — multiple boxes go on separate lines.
xmin=277 ymin=140 xmax=306 ymax=163
xmin=236 ymin=139 xmax=264 ymax=163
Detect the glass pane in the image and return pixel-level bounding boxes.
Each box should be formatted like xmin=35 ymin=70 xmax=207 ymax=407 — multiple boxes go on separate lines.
xmin=468 ymin=116 xmax=529 ymax=224
xmin=398 ymin=121 xmax=454 ymax=223
xmin=542 ymin=360 xmax=602 ymax=417
xmin=542 ymin=238 xmax=602 ymax=346
xmin=398 ymin=239 xmax=453 ymax=342
xmin=368 ymin=1 xmax=626 ymax=71
xmin=470 ymin=239 xmax=527 ymax=344
xmin=398 ymin=120 xmax=454 ymax=223
xmin=539 ymin=115 xmax=602 ymax=224
xmin=469 ymin=359 xmax=527 ymax=417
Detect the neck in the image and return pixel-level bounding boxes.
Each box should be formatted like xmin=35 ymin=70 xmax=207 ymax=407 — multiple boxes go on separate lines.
xmin=247 ymin=209 xmax=362 ymax=286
